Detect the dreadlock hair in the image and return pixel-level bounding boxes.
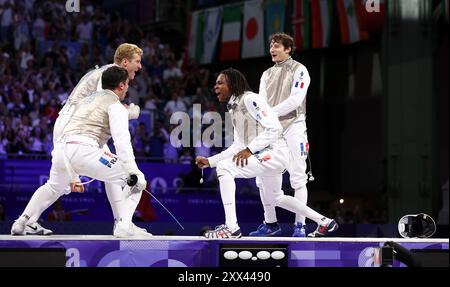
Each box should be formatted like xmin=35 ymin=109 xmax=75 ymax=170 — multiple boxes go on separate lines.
xmin=220 ymin=68 xmax=252 ymax=97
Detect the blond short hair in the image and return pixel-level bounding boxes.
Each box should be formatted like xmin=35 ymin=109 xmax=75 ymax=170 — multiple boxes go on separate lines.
xmin=114 ymin=43 xmax=143 ymax=64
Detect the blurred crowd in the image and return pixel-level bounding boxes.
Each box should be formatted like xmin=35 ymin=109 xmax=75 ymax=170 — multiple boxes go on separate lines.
xmin=0 ymin=0 xmax=221 ymax=162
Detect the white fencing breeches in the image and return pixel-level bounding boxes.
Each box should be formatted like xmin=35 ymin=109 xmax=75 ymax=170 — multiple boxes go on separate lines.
xmin=55 ymin=107 xmax=137 ymax=223
xmin=256 ymin=119 xmax=310 ymax=224
xmin=214 ymin=144 xmax=289 ymax=229
xmin=21 ymin=138 xmax=139 ymax=225
xmin=64 ymin=138 xmax=141 ymax=223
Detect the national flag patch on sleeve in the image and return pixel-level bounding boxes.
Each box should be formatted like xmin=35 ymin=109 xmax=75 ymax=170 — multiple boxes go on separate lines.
xmin=295 ymin=81 xmax=304 ymax=89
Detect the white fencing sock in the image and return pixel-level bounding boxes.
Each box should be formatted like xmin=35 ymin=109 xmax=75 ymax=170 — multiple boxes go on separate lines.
xmin=123 ymin=185 xmax=142 ymax=223
xmin=23 ymin=184 xmax=61 ymax=224
xmin=275 ymin=195 xmax=331 ymax=225
xmin=256 ymin=179 xmax=278 ymax=224
xmin=105 ymin=182 xmax=127 ymax=222
xmin=294 ymin=185 xmax=308 ymax=224
xmin=218 ymin=171 xmax=239 ymax=231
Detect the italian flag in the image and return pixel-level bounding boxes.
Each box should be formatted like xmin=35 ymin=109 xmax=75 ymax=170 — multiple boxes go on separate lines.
xmin=219 ymin=4 xmax=242 ymax=61
xmin=291 ymin=0 xmax=310 ymax=50
xmin=311 ymin=0 xmax=332 ymax=49
xmin=337 ymin=0 xmax=364 ymax=44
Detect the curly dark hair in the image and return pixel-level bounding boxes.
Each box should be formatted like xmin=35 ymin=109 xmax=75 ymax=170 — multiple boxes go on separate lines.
xmin=269 ymin=32 xmax=296 ymax=55
xmin=220 ymin=68 xmax=252 ymax=97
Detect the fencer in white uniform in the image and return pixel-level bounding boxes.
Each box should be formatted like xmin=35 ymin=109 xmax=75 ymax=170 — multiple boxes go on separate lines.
xmin=54 ymin=43 xmax=142 ymax=230
xmin=195 ymin=68 xmax=337 ymax=239
xmin=11 ymin=43 xmax=143 ymax=236
xmin=11 ymin=66 xmax=150 ymax=237
xmin=251 ymin=33 xmax=337 ymax=238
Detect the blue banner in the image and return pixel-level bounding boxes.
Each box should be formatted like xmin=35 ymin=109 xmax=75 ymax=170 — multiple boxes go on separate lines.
xmin=264 ymin=0 xmax=286 ymax=53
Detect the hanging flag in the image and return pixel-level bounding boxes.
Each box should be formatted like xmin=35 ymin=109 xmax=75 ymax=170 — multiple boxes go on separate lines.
xmin=291 ymin=0 xmax=310 ymax=51
xmin=219 ymin=4 xmax=242 ymax=61
xmin=265 ymin=0 xmax=286 ymax=53
xmin=242 ymin=0 xmax=265 ymax=59
xmin=337 ymin=0 xmax=365 ymax=44
xmin=187 ymin=10 xmax=205 ymax=62
xmin=355 ymin=0 xmax=385 ymax=36
xmin=201 ymin=7 xmax=223 ymax=64
xmin=311 ymin=0 xmax=333 ymax=48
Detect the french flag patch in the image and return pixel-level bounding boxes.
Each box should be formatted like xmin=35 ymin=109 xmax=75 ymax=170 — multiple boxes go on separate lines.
xmin=295 ymin=82 xmax=304 ymax=88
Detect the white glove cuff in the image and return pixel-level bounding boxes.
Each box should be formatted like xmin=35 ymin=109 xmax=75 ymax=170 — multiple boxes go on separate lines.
xmin=128 ymin=103 xmax=140 ymax=120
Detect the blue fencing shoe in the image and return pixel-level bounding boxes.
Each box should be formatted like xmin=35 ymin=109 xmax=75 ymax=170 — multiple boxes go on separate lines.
xmin=292 ymin=222 xmax=306 ymax=237
xmin=249 ymin=222 xmax=282 ymax=237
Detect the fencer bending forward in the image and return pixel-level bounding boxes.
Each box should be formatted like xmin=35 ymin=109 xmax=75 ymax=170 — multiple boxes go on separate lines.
xmin=195 ymin=68 xmax=337 ymax=239
xmin=11 ymin=43 xmax=146 ymax=237
xmin=11 ymin=66 xmax=151 ymax=238
xmin=250 ymin=33 xmax=334 ymax=238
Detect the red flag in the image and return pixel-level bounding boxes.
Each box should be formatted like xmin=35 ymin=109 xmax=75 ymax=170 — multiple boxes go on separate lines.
xmin=358 ymin=0 xmax=385 ymax=36
xmin=311 ymin=0 xmax=332 ymax=48
xmin=291 ymin=0 xmax=310 ymax=50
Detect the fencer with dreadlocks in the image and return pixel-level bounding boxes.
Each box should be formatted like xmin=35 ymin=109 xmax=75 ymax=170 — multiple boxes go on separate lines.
xmin=11 ymin=44 xmax=149 ymax=237
xmin=195 ymin=68 xmax=337 ymax=238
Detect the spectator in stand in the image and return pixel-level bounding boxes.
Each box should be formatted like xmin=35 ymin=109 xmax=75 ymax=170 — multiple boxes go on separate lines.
xmin=26 ymin=126 xmax=46 ymax=154
xmin=0 ymin=132 xmax=8 ymax=158
xmin=76 ymin=15 xmax=93 ymax=45
xmin=0 ymin=0 xmax=14 ymax=43
xmin=132 ymin=122 xmax=150 ymax=157
xmin=164 ymin=124 xmax=179 ymax=163
xmin=164 ymin=90 xmax=187 ymax=117
xmin=163 ymin=60 xmax=183 ymax=81
xmin=149 ymin=121 xmax=167 ymax=161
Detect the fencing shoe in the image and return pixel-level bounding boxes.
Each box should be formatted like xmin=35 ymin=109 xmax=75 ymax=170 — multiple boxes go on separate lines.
xmin=24 ymin=222 xmax=53 ymax=235
xmin=11 ymin=219 xmax=27 ymax=235
xmin=292 ymin=222 xmax=306 ymax=237
xmin=249 ymin=222 xmax=282 ymax=237
xmin=114 ymin=221 xmax=152 ymax=238
xmin=203 ymin=224 xmax=242 ymax=239
xmin=307 ymin=219 xmax=338 ymax=237
xmin=130 ymin=223 xmax=153 ymax=238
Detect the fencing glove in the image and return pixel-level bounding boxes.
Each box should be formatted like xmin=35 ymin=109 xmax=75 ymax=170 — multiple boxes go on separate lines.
xmin=128 ymin=103 xmax=140 ymax=120
xmin=127 ymin=170 xmax=147 ymax=193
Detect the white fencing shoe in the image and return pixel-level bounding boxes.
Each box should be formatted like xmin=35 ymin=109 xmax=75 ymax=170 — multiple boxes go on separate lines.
xmin=11 ymin=219 xmax=26 ymax=235
xmin=113 ymin=221 xmax=152 ymax=238
xmin=24 ymin=222 xmax=53 ymax=235
xmin=113 ymin=221 xmax=134 ymax=238
xmin=203 ymin=224 xmax=242 ymax=239
xmin=131 ymin=223 xmax=153 ymax=238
